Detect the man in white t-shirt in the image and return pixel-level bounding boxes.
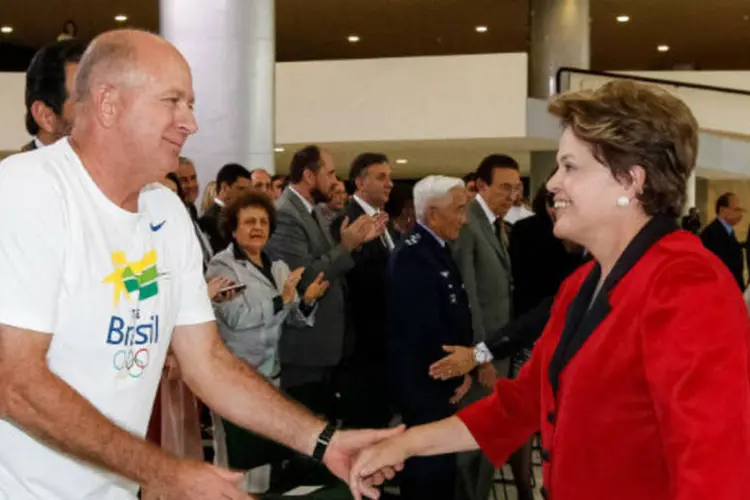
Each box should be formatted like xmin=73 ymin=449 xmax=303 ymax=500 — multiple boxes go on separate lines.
xmin=0 ymin=30 xmax=400 ymax=500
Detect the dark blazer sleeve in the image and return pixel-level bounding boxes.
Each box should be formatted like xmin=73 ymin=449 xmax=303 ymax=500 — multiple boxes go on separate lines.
xmin=388 ymin=250 xmax=461 ymax=414
xmin=198 ymin=205 xmax=225 ymax=254
xmin=266 ymin=207 xmax=354 ymax=290
xmin=486 ymin=295 xmax=553 ymax=360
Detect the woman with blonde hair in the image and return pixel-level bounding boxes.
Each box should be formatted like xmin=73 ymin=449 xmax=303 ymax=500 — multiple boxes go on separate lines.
xmin=200 ymin=180 xmax=217 ymax=216
xmin=349 ymin=80 xmax=750 ymax=500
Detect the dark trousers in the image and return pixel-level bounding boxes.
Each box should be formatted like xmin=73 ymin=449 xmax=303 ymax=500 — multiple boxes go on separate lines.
xmin=400 ymin=454 xmax=457 ymax=500
xmin=341 ymin=360 xmax=392 ymax=429
xmin=281 ymin=364 xmax=342 ymax=421
xmin=400 ymin=408 xmax=457 ymax=500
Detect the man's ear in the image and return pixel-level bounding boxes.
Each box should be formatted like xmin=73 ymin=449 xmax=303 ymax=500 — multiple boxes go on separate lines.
xmin=30 ymin=100 xmax=57 ymax=135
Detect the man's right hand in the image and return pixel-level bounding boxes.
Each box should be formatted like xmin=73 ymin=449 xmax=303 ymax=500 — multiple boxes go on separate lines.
xmin=143 ymin=461 xmax=252 ymax=500
xmin=429 ymin=345 xmax=477 ymax=380
xmin=340 ymin=213 xmax=388 ymax=251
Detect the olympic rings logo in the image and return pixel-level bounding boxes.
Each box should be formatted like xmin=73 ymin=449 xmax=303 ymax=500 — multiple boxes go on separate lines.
xmin=113 ymin=348 xmax=150 ymax=379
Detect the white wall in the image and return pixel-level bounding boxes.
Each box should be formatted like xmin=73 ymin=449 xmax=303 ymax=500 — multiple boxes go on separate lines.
xmin=0 ymin=73 xmax=29 ymax=151
xmin=276 ymin=53 xmax=529 ymax=143
xmin=567 ymin=70 xmax=750 ymax=137
xmin=0 ymin=53 xmax=529 ymax=153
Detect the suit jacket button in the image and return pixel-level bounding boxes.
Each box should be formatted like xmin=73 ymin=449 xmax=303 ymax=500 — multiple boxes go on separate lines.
xmin=547 ymin=411 xmax=555 ymax=424
xmin=541 ymin=448 xmax=551 ymax=462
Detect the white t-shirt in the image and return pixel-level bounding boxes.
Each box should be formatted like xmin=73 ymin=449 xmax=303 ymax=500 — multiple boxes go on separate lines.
xmin=0 ymin=139 xmax=215 ymax=500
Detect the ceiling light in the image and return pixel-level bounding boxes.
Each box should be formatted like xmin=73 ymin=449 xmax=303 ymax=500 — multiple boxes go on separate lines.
xmin=274 ymin=147 xmax=285 ymax=153
xmin=114 ymin=15 xmax=128 ymax=22
xmin=475 ymin=26 xmax=489 ymax=33
xmin=0 ymin=26 xmax=13 ymax=34
xmin=657 ymin=44 xmax=670 ymax=52
xmin=348 ymin=35 xmax=360 ymax=43
xmin=616 ymin=15 xmax=630 ymax=23
xmin=395 ymin=159 xmax=408 ymax=164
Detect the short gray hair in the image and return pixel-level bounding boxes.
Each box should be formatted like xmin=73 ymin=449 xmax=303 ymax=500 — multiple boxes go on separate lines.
xmin=413 ymin=175 xmax=465 ymax=222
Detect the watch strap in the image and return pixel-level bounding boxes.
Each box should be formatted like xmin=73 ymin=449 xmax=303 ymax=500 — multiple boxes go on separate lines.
xmin=312 ymin=422 xmax=336 ymax=462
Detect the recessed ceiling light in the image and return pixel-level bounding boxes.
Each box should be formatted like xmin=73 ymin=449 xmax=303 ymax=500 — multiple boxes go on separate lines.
xmin=475 ymin=26 xmax=489 ymax=33
xmin=348 ymin=35 xmax=360 ymax=43
xmin=395 ymin=159 xmax=408 ymax=164
xmin=657 ymin=44 xmax=670 ymax=52
xmin=114 ymin=15 xmax=128 ymax=22
xmin=0 ymin=26 xmax=13 ymax=34
xmin=616 ymin=15 xmax=630 ymax=23
xmin=274 ymin=147 xmax=285 ymax=153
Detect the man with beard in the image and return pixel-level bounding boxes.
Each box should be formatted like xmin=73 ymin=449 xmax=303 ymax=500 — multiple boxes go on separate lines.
xmin=22 ymin=39 xmax=87 ymax=151
xmin=265 ymin=145 xmax=388 ymax=421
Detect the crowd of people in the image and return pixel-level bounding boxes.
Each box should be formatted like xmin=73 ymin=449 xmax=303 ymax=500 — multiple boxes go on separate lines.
xmin=1 ymin=29 xmax=750 ymax=500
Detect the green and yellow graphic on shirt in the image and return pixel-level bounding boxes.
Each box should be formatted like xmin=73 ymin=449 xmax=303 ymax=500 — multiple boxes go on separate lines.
xmin=103 ymin=250 xmax=160 ymax=306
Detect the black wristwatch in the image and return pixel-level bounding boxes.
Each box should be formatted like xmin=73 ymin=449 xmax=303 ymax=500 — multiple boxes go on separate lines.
xmin=312 ymin=422 xmax=337 ymax=462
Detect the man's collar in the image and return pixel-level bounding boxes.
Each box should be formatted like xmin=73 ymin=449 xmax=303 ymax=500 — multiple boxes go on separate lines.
xmin=417 ymin=221 xmax=446 ymax=247
xmin=289 ymin=186 xmax=314 ymax=214
xmin=353 ymin=194 xmax=380 ymax=216
xmin=475 ymin=193 xmax=497 ymax=225
xmin=718 ymin=217 xmax=734 ymax=234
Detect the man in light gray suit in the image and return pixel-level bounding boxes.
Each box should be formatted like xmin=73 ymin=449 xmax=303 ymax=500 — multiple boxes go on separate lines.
xmin=265 ymin=145 xmax=387 ymax=421
xmin=452 ymin=154 xmax=533 ymax=500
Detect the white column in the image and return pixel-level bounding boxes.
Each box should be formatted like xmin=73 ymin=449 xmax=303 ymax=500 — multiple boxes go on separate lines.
xmin=160 ymin=0 xmax=276 ymax=194
xmin=685 ymin=172 xmax=697 ymax=214
xmin=528 ymin=0 xmax=590 ymax=98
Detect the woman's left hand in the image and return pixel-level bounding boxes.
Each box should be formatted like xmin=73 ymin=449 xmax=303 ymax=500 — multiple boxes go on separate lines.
xmin=303 ymin=272 xmax=330 ymax=305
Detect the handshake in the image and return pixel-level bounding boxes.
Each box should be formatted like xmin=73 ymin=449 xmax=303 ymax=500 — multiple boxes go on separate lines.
xmin=324 ymin=423 xmax=411 ymax=500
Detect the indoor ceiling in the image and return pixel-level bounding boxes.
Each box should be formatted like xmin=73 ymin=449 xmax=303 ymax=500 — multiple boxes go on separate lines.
xmin=2 ymin=0 xmax=750 ymax=70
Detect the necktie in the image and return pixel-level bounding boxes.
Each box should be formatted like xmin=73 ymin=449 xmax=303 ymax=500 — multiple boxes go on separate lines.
xmin=494 ymin=219 xmax=509 ymax=249
xmin=375 ymin=210 xmax=396 ymax=251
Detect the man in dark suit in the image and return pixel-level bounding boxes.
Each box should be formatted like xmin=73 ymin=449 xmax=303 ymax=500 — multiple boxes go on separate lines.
xmin=331 ymin=153 xmax=395 ymax=429
xmin=701 ymin=192 xmax=745 ymax=289
xmin=265 ymin=145 xmax=386 ymax=420
xmin=22 ymin=39 xmax=86 ymax=151
xmin=199 ymin=163 xmax=252 ymax=253
xmin=387 ymin=175 xmax=473 ymax=500
xmin=452 ymin=154 xmax=532 ymax=500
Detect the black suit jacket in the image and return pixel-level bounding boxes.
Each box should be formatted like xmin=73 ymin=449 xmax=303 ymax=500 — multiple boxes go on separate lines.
xmin=331 ymin=200 xmax=395 ymax=365
xmin=199 ymin=202 xmax=230 ymax=254
xmin=509 ymin=214 xmax=587 ymax=317
xmin=700 ymin=219 xmax=744 ymax=289
xmin=386 ymin=224 xmax=473 ymax=422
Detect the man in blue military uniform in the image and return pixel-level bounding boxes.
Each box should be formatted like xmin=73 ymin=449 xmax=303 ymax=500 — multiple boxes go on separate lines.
xmin=386 ymin=176 xmax=473 ymax=500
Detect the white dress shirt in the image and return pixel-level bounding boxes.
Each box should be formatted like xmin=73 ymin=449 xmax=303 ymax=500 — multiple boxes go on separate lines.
xmin=354 ymin=194 xmax=395 ymax=251
xmin=475 ymin=193 xmax=498 ymax=226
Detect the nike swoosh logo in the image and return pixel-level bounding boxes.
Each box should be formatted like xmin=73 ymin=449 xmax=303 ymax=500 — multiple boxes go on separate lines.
xmin=150 ymin=220 xmax=167 ymax=232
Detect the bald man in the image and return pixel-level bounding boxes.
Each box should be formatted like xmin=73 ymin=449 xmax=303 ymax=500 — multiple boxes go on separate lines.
xmin=0 ymin=30 xmax=399 ymax=500
xmin=250 ymin=168 xmax=273 ymax=195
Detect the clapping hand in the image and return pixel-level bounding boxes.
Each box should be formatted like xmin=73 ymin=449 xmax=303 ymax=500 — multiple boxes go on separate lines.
xmin=282 ymin=267 xmax=305 ymax=305
xmin=303 ymin=272 xmax=329 ymax=305
xmin=340 ymin=213 xmax=389 ymax=251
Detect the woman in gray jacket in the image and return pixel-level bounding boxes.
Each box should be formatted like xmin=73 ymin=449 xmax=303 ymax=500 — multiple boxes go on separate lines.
xmin=206 ymin=191 xmax=328 ymax=475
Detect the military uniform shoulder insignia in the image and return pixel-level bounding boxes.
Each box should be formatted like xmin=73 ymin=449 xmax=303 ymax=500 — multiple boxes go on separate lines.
xmin=405 ymin=233 xmax=421 ymax=246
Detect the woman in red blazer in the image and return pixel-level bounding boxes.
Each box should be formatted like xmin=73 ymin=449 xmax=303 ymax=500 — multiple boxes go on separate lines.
xmin=349 ymin=80 xmax=750 ymax=500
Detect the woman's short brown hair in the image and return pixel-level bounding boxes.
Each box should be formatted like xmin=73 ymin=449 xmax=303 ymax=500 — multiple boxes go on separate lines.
xmin=220 ymin=191 xmax=277 ymax=241
xmin=548 ymin=80 xmax=699 ymax=217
